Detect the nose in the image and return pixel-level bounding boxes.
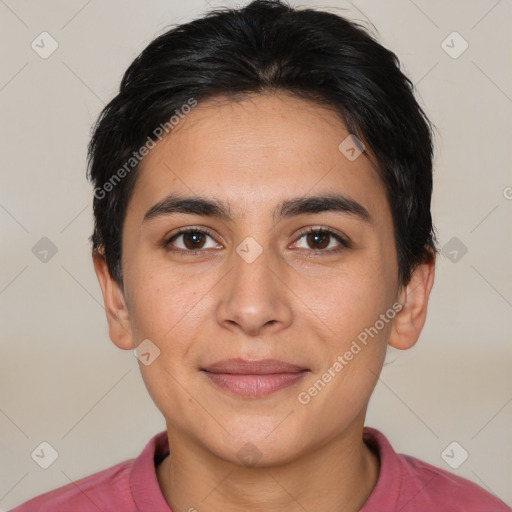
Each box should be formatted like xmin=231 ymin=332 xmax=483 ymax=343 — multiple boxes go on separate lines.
xmin=215 ymin=240 xmax=293 ymax=337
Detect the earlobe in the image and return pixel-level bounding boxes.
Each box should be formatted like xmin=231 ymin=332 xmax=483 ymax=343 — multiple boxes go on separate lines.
xmin=92 ymin=249 xmax=134 ymax=350
xmin=388 ymin=255 xmax=436 ymax=351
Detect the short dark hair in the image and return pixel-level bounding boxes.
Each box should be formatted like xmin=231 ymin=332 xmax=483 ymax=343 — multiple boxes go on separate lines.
xmin=87 ymin=0 xmax=438 ymax=288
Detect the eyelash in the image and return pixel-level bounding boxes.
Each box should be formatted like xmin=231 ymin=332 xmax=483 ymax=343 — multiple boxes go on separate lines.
xmin=163 ymin=226 xmax=351 ymax=257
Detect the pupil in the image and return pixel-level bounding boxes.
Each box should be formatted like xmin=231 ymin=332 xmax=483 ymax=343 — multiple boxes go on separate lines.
xmin=308 ymin=232 xmax=328 ymax=249
xmin=185 ymin=232 xmax=204 ymax=249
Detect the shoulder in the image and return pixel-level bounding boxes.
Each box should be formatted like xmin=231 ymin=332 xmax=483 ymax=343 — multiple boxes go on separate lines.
xmin=397 ymin=453 xmax=511 ymax=511
xmin=9 ymin=430 xmax=169 ymax=512
xmin=362 ymin=427 xmax=511 ymax=512
xmin=9 ymin=459 xmax=134 ymax=512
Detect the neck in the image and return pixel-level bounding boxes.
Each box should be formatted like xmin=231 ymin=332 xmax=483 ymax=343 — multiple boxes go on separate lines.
xmin=156 ymin=421 xmax=380 ymax=512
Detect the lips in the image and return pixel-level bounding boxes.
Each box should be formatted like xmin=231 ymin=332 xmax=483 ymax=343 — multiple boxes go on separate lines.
xmin=200 ymin=358 xmax=309 ymax=398
xmin=201 ymin=358 xmax=308 ymax=374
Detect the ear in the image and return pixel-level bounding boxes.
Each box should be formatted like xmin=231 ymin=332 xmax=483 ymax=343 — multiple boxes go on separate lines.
xmin=92 ymin=249 xmax=134 ymax=350
xmin=388 ymin=253 xmax=436 ymax=350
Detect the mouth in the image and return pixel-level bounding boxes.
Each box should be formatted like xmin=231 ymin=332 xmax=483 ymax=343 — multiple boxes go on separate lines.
xmin=200 ymin=358 xmax=310 ymax=398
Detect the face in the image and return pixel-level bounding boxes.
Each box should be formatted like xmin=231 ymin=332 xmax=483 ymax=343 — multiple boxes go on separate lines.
xmin=109 ymin=92 xmax=405 ymax=465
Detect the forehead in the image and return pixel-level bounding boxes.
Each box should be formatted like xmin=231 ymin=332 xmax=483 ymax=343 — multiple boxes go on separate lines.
xmin=129 ymin=92 xmax=389 ymax=224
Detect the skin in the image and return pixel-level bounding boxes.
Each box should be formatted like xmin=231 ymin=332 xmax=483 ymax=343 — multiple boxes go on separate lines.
xmin=93 ymin=92 xmax=435 ymax=512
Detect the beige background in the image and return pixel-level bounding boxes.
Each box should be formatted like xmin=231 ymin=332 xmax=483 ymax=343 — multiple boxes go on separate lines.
xmin=1 ymin=0 xmax=511 ymax=509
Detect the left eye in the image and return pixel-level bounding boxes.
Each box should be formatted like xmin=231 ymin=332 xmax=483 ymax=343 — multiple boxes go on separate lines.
xmin=293 ymin=228 xmax=348 ymax=252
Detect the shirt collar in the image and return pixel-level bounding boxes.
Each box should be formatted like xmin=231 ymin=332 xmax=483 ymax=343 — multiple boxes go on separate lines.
xmin=129 ymin=426 xmax=398 ymax=511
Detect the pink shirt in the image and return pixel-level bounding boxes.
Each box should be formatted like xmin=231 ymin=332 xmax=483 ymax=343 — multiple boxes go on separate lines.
xmin=10 ymin=427 xmax=511 ymax=511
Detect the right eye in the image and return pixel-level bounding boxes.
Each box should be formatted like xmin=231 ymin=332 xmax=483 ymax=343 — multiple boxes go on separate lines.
xmin=164 ymin=227 xmax=222 ymax=254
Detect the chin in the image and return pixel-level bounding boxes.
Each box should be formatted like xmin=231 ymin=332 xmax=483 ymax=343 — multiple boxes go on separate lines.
xmin=221 ymin=440 xmax=303 ymax=468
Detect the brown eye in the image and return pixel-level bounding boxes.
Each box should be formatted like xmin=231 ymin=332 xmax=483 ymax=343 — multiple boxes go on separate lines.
xmin=294 ymin=227 xmax=350 ymax=253
xmin=182 ymin=231 xmax=207 ymax=250
xmin=306 ymin=231 xmax=330 ymax=250
xmin=165 ymin=228 xmax=219 ymax=252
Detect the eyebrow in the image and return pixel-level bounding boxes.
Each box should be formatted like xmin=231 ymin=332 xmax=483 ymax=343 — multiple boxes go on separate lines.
xmin=143 ymin=192 xmax=372 ymax=225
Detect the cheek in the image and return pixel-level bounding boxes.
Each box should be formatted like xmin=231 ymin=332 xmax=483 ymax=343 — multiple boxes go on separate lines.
xmin=125 ymin=260 xmax=210 ymax=418
xmin=306 ymin=263 xmax=395 ymax=394
xmin=314 ymin=261 xmax=394 ymax=337
xmin=124 ymin=252 xmax=206 ymax=339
